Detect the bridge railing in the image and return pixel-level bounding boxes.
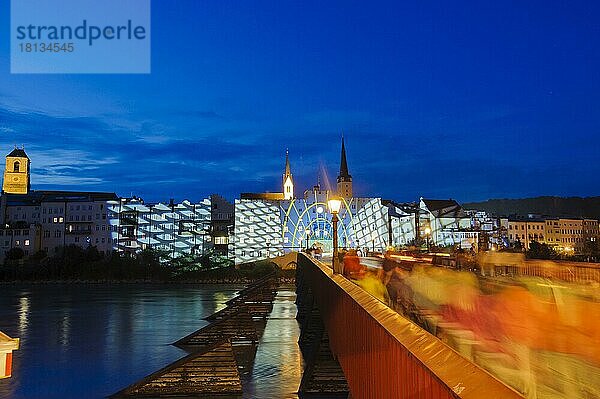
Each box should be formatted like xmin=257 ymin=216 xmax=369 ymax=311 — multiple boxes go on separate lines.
xmin=296 ymin=253 xmax=523 ymax=399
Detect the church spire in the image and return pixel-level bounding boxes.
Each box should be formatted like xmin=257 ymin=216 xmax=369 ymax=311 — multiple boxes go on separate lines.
xmin=283 ymin=149 xmax=294 ymax=200
xmin=339 ymin=136 xmax=351 ymax=179
xmin=285 ymin=149 xmax=291 ymax=176
xmin=337 ymin=136 xmax=353 ymax=198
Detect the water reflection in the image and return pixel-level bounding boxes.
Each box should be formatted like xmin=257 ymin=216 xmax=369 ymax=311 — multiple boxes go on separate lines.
xmin=0 ymin=284 xmax=242 ymax=399
xmin=17 ymin=296 xmax=29 ymax=337
xmin=242 ymin=289 xmax=304 ymax=399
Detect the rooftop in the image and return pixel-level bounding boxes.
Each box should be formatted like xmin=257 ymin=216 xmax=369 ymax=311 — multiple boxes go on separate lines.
xmin=3 ymin=190 xmax=118 ymax=206
xmin=7 ymin=148 xmax=29 ymax=159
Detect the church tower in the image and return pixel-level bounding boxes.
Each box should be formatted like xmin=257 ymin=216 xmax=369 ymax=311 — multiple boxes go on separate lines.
xmin=283 ymin=149 xmax=294 ymax=200
xmin=337 ymin=137 xmax=352 ymax=199
xmin=3 ymin=147 xmax=30 ymax=195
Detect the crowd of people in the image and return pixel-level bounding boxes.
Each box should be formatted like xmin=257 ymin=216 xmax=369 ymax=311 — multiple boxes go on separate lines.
xmin=340 ymin=251 xmax=600 ymax=399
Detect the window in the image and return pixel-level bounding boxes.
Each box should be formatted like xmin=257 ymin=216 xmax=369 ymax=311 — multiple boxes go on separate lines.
xmin=214 ymin=236 xmax=229 ymax=245
xmin=13 ymin=161 xmax=20 ymax=172
xmin=24 ymin=239 xmax=30 ymax=246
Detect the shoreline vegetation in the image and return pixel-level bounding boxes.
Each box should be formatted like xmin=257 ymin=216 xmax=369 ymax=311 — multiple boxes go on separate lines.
xmin=1 ymin=245 xmax=295 ymax=283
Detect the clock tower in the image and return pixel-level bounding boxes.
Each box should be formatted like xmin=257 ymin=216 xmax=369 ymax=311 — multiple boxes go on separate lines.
xmin=3 ymin=147 xmax=30 ymax=195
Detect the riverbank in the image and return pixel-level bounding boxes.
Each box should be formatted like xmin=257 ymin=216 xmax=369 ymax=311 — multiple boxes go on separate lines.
xmin=0 ymin=276 xmax=296 ymax=284
xmin=1 ymin=247 xmax=295 ymax=283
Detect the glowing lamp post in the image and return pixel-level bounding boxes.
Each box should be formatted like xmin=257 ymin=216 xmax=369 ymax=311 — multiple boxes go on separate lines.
xmin=424 ymin=227 xmax=431 ymax=252
xmin=328 ymin=198 xmax=342 ymax=274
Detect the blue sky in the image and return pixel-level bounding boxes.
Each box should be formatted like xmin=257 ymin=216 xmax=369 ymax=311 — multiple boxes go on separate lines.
xmin=1 ymin=0 xmax=599 ymax=203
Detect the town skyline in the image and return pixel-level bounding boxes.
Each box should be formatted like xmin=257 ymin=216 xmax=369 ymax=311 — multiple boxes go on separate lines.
xmin=2 ymin=142 xmax=600 ymax=205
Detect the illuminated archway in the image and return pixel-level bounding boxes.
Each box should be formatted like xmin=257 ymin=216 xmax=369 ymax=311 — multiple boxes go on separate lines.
xmin=281 ymin=199 xmax=354 ymax=252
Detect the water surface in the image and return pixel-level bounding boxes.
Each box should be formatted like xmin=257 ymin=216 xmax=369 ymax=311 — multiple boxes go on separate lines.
xmin=0 ymin=283 xmax=244 ymax=398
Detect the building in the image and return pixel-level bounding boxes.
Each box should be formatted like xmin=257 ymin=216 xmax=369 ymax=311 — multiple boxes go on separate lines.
xmin=0 ymin=148 xmax=214 ymax=262
xmin=353 ymin=199 xmax=418 ymax=252
xmin=2 ymin=147 xmax=30 ymax=195
xmin=0 ymin=223 xmax=41 ymax=260
xmin=234 ymin=139 xmax=374 ymax=264
xmin=0 ymin=190 xmax=119 ymax=262
xmin=107 ymin=197 xmax=212 ymax=258
xmin=419 ymin=198 xmax=479 ymax=251
xmin=210 ymin=194 xmax=234 ymax=257
xmin=507 ymin=216 xmax=546 ymax=250
xmin=505 ymin=215 xmax=600 ymax=253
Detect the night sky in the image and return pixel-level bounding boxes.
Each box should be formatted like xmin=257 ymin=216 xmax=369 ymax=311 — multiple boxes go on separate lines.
xmin=1 ymin=0 xmax=599 ymax=203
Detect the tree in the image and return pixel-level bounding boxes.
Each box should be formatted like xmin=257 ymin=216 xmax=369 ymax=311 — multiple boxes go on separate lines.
xmin=526 ymin=241 xmax=558 ymax=260
xmin=583 ymin=239 xmax=600 ymax=261
xmin=5 ymin=247 xmax=25 ymax=261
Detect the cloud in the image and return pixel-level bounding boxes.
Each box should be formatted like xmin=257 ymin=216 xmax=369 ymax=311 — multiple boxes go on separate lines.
xmin=1 ymin=101 xmax=597 ymax=203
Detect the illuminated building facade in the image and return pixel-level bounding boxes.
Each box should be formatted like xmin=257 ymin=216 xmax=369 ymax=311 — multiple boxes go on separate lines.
xmin=506 ymin=216 xmax=600 ymax=253
xmin=107 ymin=198 xmax=212 ymax=258
xmin=2 ymin=147 xmax=30 ymax=195
xmin=419 ymin=198 xmax=479 ymax=250
xmin=234 ymin=188 xmax=369 ymax=264
xmin=234 ymin=140 xmax=383 ymax=264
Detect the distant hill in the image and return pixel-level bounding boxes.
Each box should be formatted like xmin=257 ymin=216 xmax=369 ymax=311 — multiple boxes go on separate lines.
xmin=463 ymin=196 xmax=600 ymax=219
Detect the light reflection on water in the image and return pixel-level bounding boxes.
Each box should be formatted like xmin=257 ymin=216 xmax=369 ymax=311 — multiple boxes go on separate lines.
xmin=0 ymin=284 xmax=245 ymax=399
xmin=242 ymin=290 xmax=304 ymax=399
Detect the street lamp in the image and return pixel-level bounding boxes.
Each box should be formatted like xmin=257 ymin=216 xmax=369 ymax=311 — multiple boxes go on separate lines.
xmin=424 ymin=227 xmax=431 ymax=252
xmin=328 ymin=197 xmax=342 ymax=274
xmin=305 ymin=228 xmax=311 ymax=251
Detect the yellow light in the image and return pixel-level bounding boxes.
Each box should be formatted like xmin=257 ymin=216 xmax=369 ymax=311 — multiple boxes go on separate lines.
xmin=328 ymin=198 xmax=342 ymax=214
xmin=424 ymin=227 xmax=431 ymax=235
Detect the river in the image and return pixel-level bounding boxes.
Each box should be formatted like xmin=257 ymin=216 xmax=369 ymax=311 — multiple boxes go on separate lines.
xmin=0 ymin=283 xmax=303 ymax=398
